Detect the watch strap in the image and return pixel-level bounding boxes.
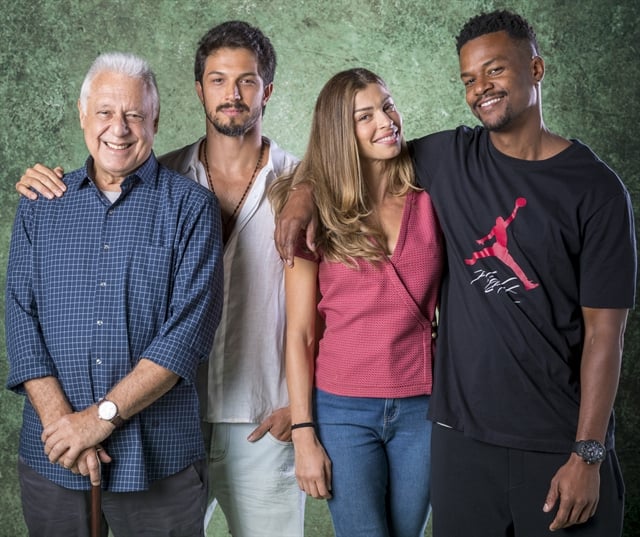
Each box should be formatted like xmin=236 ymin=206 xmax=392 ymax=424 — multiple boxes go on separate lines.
xmin=573 ymin=439 xmax=606 ymax=464
xmin=109 ymin=414 xmax=125 ymax=428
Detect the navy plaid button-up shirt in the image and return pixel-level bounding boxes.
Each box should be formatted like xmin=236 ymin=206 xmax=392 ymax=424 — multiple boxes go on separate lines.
xmin=5 ymin=153 xmax=223 ymax=492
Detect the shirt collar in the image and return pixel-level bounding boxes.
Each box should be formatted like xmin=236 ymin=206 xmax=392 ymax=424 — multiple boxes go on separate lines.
xmin=74 ymin=152 xmax=160 ymax=191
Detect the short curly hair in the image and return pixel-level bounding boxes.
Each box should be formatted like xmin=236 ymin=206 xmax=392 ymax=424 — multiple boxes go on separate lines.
xmin=194 ymin=20 xmax=276 ymax=86
xmin=455 ymin=10 xmax=539 ymax=56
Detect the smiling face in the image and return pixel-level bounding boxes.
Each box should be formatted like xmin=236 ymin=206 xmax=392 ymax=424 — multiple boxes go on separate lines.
xmin=79 ymin=71 xmax=158 ymax=187
xmin=459 ymin=30 xmax=543 ymax=132
xmin=195 ymin=47 xmax=272 ymax=137
xmin=353 ymin=82 xmax=402 ymax=164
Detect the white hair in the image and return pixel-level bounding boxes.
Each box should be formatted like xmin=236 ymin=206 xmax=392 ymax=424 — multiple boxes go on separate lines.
xmin=79 ymin=52 xmax=160 ymax=117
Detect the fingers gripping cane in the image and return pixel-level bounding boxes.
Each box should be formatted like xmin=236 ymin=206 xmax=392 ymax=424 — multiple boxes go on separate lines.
xmin=91 ymin=450 xmax=102 ymax=537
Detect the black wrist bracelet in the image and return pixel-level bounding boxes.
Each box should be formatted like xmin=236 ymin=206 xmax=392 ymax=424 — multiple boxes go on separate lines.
xmin=291 ymin=421 xmax=315 ymax=430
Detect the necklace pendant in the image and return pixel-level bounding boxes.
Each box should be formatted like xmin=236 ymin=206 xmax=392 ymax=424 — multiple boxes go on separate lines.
xmin=201 ymin=138 xmax=267 ymax=231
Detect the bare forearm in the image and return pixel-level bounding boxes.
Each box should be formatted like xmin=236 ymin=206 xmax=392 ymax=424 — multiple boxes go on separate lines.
xmin=284 ymin=259 xmax=319 ymax=424
xmin=286 ymin=311 xmax=316 ymax=425
xmin=106 ymin=358 xmax=180 ymax=420
xmin=41 ymin=359 xmax=180 ymax=468
xmin=543 ymin=308 xmax=627 ymax=531
xmin=575 ymin=307 xmax=627 ymax=443
xmin=24 ymin=376 xmax=73 ymax=427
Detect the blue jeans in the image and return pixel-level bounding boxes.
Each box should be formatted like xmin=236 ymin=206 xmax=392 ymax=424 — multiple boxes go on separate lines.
xmin=314 ymin=389 xmax=432 ymax=537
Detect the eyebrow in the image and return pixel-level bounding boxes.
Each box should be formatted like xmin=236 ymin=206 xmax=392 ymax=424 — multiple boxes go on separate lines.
xmin=460 ymin=55 xmax=508 ymax=78
xmin=354 ymin=97 xmax=393 ymax=113
xmin=205 ymin=70 xmax=259 ymax=78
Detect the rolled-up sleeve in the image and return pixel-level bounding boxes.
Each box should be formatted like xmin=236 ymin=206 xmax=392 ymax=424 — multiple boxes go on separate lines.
xmin=140 ymin=192 xmax=224 ymax=383
xmin=5 ymin=199 xmax=56 ymax=393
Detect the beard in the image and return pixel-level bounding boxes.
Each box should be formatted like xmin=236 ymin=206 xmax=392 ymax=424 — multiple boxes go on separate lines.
xmin=471 ymin=91 xmax=514 ymax=132
xmin=476 ymin=95 xmax=534 ymax=133
xmin=207 ymin=104 xmax=262 ymax=137
xmin=477 ymin=105 xmax=512 ymax=132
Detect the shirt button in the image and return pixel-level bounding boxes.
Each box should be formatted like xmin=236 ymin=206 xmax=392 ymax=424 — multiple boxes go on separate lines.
xmin=99 ymin=281 xmax=107 ymax=287
xmin=431 ymin=331 xmax=437 ymax=339
xmin=96 ymin=358 xmax=102 ymax=365
xmin=97 ymin=320 xmax=103 ymax=326
xmin=108 ymin=209 xmax=115 ymax=216
xmin=103 ymin=244 xmax=110 ymax=250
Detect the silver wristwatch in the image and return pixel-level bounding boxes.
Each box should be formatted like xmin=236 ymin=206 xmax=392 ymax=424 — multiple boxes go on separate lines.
xmin=97 ymin=399 xmax=125 ymax=428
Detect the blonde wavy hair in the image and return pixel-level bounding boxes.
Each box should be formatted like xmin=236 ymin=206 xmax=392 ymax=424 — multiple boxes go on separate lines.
xmin=270 ymin=68 xmax=418 ymax=265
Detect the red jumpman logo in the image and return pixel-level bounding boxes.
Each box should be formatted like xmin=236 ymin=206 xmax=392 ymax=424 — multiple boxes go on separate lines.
xmin=465 ymin=197 xmax=539 ymax=290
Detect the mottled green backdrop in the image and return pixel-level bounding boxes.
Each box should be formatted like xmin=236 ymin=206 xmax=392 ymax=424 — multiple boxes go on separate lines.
xmin=1 ymin=1 xmax=638 ymax=536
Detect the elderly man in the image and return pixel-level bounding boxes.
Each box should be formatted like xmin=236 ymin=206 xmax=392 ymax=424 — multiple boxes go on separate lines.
xmin=5 ymin=52 xmax=223 ymax=537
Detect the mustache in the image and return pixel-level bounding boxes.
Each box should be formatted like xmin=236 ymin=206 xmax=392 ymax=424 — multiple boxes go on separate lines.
xmin=216 ymin=103 xmax=250 ymax=113
xmin=474 ymin=91 xmax=507 ymax=108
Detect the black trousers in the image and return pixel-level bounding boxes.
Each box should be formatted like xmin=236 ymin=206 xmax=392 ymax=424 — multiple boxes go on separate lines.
xmin=19 ymin=457 xmax=207 ymax=537
xmin=431 ymin=424 xmax=625 ymax=537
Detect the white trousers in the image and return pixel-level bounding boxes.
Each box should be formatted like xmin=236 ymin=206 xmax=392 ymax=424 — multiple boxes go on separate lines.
xmin=202 ymin=422 xmax=305 ymax=537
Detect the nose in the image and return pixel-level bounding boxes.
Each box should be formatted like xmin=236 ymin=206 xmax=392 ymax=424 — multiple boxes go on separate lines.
xmin=111 ymin=114 xmax=130 ymax=136
xmin=377 ymin=111 xmax=394 ymax=129
xmin=473 ymin=74 xmax=493 ymax=95
xmin=226 ymin=81 xmax=241 ymax=101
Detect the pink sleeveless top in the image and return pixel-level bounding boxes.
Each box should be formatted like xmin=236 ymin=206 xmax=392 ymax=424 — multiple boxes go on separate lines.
xmin=301 ymin=190 xmax=444 ymax=398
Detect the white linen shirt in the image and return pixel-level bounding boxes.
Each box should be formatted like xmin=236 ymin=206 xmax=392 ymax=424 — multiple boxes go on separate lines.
xmin=160 ymin=137 xmax=298 ymax=423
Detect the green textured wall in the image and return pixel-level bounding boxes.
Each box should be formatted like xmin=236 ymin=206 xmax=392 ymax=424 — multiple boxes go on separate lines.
xmin=1 ymin=1 xmax=638 ymax=536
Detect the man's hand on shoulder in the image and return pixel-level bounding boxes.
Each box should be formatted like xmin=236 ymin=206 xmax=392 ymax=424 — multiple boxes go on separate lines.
xmin=17 ymin=164 xmax=66 ymax=200
xmin=273 ymin=182 xmax=317 ymax=267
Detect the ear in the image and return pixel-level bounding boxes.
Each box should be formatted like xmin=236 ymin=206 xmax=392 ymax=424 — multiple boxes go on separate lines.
xmin=531 ymin=55 xmax=545 ymax=84
xmin=77 ymin=99 xmax=86 ymax=128
xmin=153 ymin=109 xmax=160 ymax=134
xmin=195 ymin=81 xmax=204 ymax=104
xmin=262 ymin=82 xmax=274 ymax=107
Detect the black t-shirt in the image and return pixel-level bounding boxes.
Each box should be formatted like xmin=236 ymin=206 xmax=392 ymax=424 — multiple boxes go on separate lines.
xmin=409 ymin=126 xmax=636 ymax=452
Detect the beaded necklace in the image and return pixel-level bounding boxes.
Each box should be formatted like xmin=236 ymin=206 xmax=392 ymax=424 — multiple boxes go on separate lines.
xmin=202 ymin=137 xmax=266 ymax=232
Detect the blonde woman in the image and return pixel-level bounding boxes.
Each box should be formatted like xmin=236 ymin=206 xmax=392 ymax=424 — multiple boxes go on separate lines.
xmin=270 ymin=68 xmax=443 ymax=537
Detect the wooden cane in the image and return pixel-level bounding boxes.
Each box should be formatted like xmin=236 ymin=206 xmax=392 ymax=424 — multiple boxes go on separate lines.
xmin=91 ymin=455 xmax=102 ymax=537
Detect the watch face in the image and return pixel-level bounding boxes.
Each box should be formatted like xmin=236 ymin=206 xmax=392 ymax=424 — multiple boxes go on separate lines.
xmin=98 ymin=400 xmax=118 ymax=421
xmin=576 ymin=440 xmax=605 ymax=464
